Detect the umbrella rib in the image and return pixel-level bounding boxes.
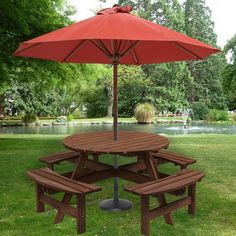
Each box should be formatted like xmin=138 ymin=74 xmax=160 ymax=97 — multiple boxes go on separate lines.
xmin=111 ymin=40 xmax=120 ymax=61
xmin=116 ymin=40 xmax=123 ymax=55
xmin=119 ymin=40 xmax=128 ymax=56
xmin=173 ymin=42 xmax=202 ymax=60
xmin=97 ymin=39 xmax=113 ymax=57
xmin=128 ymin=40 xmax=139 ymax=64
xmin=120 ymin=40 xmax=140 ymax=58
xmin=90 ymin=40 xmax=112 ymax=58
xmin=63 ymin=40 xmax=86 ymax=62
xmin=111 ymin=40 xmax=116 ymax=54
xmin=14 ymin=42 xmax=41 ymax=55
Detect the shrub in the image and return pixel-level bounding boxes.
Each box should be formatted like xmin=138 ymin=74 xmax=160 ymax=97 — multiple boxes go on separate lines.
xmin=135 ymin=103 xmax=155 ymax=124
xmin=22 ymin=113 xmax=38 ymax=125
xmin=67 ymin=114 xmax=74 ymax=122
xmin=190 ymin=102 xmax=208 ymax=120
xmin=72 ymin=109 xmax=85 ymax=119
xmin=233 ymin=114 xmax=236 ymax=122
xmin=206 ymin=109 xmax=229 ymax=122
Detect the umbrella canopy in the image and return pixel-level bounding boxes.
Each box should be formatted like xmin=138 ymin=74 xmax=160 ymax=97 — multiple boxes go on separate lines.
xmin=13 ymin=5 xmax=219 ymax=140
xmin=14 ymin=5 xmax=219 ymax=65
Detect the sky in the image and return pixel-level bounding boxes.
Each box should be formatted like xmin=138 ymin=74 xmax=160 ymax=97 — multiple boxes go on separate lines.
xmin=68 ymin=0 xmax=236 ymax=48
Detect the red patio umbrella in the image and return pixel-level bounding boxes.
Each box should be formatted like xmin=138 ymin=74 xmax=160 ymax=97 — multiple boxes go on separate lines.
xmin=13 ymin=5 xmax=219 ymax=211
xmin=13 ymin=5 xmax=219 ymax=139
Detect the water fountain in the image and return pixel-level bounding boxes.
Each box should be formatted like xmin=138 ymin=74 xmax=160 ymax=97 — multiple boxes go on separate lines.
xmin=175 ymin=108 xmax=193 ymax=129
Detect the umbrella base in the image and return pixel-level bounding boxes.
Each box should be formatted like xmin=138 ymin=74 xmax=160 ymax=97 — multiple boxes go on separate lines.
xmin=99 ymin=199 xmax=133 ymax=212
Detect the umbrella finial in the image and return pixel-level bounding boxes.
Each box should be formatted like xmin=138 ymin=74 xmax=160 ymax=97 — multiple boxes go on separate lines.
xmin=97 ymin=5 xmax=133 ymax=15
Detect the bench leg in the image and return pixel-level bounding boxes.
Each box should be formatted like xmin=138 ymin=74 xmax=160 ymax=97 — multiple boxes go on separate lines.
xmin=47 ymin=163 xmax=54 ymax=170
xmin=77 ymin=194 xmax=86 ymax=234
xmin=92 ymin=154 xmax=99 ymax=162
xmin=54 ymin=194 xmax=72 ymax=223
xmin=141 ymin=195 xmax=150 ymax=236
xmin=156 ymin=194 xmax=174 ymax=225
xmin=36 ymin=183 xmax=45 ymax=212
xmin=142 ymin=154 xmax=174 ymax=226
xmin=188 ymin=183 xmax=196 ymax=215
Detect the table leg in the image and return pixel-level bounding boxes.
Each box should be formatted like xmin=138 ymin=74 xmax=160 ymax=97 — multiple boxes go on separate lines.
xmin=54 ymin=153 xmax=88 ymax=223
xmin=142 ymin=153 xmax=174 ymax=225
xmin=71 ymin=153 xmax=88 ymax=179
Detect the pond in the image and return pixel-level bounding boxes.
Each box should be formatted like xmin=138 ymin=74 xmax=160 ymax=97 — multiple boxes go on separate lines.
xmin=1 ymin=122 xmax=236 ymax=135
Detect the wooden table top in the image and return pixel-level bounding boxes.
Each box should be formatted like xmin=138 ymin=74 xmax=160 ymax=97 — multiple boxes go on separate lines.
xmin=63 ymin=131 xmax=169 ymax=155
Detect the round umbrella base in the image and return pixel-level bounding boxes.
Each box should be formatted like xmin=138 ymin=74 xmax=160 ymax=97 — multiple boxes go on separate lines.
xmin=99 ymin=199 xmax=133 ymax=212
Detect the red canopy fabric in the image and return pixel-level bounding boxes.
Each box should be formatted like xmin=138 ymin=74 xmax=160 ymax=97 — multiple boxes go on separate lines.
xmin=13 ymin=5 xmax=219 ymax=65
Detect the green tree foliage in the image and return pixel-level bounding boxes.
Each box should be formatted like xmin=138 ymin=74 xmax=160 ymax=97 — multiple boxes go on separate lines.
xmin=82 ymin=65 xmax=112 ymax=118
xmin=0 ymin=0 xmax=75 ymax=84
xmin=118 ymin=65 xmax=151 ymax=117
xmin=223 ymin=34 xmax=236 ymax=110
xmin=4 ymin=72 xmax=83 ymax=117
xmin=190 ymin=101 xmax=208 ymax=120
xmin=0 ymin=0 xmax=102 ymax=117
xmin=139 ymin=0 xmax=191 ymax=112
xmin=184 ymin=0 xmax=226 ymax=109
xmin=1 ymin=0 xmax=228 ymax=118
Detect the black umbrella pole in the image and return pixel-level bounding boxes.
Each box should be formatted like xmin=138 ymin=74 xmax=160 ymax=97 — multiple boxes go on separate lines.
xmin=113 ymin=63 xmax=118 ymax=141
xmin=99 ymin=62 xmax=132 ymax=211
xmin=113 ymin=63 xmax=119 ymax=205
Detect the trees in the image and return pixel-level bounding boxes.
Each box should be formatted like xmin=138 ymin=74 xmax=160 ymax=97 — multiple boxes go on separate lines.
xmin=118 ymin=65 xmax=151 ymax=117
xmin=0 ymin=0 xmax=75 ymax=84
xmin=82 ymin=65 xmax=112 ymax=118
xmin=3 ymin=65 xmax=83 ymax=117
xmin=223 ymin=34 xmax=236 ymax=110
xmin=139 ymin=0 xmax=192 ymax=113
xmin=184 ymin=0 xmax=226 ymax=109
xmin=1 ymin=0 xmax=228 ymax=119
xmin=106 ymin=0 xmax=227 ymax=113
xmin=0 ymin=0 xmax=101 ymax=117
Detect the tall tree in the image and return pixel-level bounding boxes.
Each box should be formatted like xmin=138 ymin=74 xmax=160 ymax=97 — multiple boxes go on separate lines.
xmin=0 ymin=0 xmax=75 ymax=84
xmin=223 ymin=34 xmax=236 ymax=110
xmin=139 ymin=0 xmax=192 ymax=112
xmin=0 ymin=0 xmax=104 ymax=117
xmin=184 ymin=0 xmax=226 ymax=108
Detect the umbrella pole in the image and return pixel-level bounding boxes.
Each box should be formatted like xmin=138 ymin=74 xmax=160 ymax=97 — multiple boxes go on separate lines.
xmin=113 ymin=63 xmax=118 ymax=141
xmin=99 ymin=62 xmax=132 ymax=212
xmin=113 ymin=62 xmax=118 ymax=206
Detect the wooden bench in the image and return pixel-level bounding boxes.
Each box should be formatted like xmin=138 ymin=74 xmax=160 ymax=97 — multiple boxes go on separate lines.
xmin=39 ymin=151 xmax=81 ymax=170
xmin=125 ymin=169 xmax=205 ymax=236
xmin=152 ymin=150 xmax=196 ymax=169
xmin=27 ymin=168 xmax=102 ymax=234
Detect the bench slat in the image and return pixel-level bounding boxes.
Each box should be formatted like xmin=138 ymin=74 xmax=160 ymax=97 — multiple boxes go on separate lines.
xmin=39 ymin=151 xmax=80 ymax=164
xmin=27 ymin=168 xmax=101 ymax=194
xmin=126 ymin=169 xmax=192 ymax=192
xmin=125 ymin=169 xmax=205 ymax=195
xmin=143 ymin=173 xmax=204 ymax=195
xmin=152 ymin=150 xmax=196 ymax=166
xmin=33 ymin=169 xmax=96 ymax=192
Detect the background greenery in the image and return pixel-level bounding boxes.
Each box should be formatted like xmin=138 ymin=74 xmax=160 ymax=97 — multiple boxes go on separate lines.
xmin=0 ymin=0 xmax=235 ymax=119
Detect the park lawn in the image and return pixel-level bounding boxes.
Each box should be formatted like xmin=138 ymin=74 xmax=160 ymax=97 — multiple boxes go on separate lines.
xmin=0 ymin=134 xmax=236 ymax=236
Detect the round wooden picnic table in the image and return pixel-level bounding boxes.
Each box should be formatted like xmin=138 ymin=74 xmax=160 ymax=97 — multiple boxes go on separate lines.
xmin=63 ymin=130 xmax=170 ymax=213
xmin=63 ymin=130 xmax=169 ymax=155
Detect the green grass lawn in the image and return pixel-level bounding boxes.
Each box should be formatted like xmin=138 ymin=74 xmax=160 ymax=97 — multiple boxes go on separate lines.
xmin=0 ymin=134 xmax=236 ymax=235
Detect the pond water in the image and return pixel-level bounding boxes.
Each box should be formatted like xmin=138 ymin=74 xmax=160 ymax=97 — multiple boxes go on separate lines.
xmin=1 ymin=122 xmax=236 ymax=135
